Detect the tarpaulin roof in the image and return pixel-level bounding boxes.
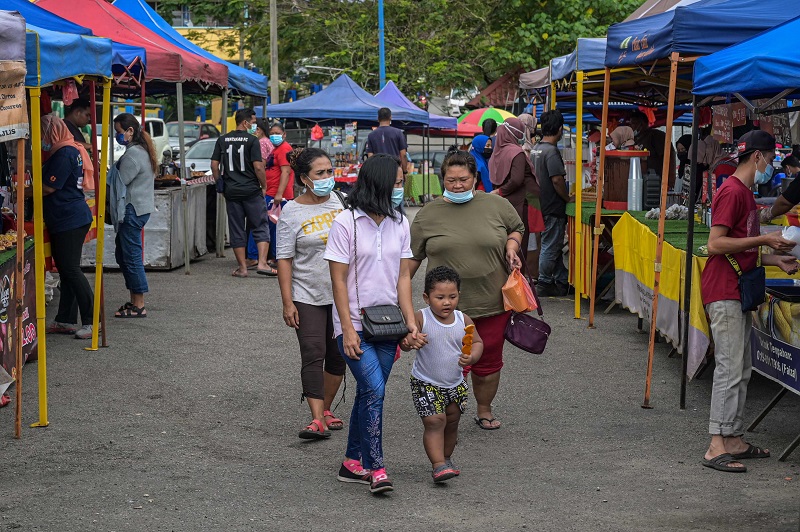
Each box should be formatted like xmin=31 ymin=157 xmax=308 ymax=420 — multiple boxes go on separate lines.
xmin=693 ymin=14 xmax=800 ymax=98
xmin=605 ymin=0 xmax=800 ymax=68
xmin=7 ymin=0 xmax=145 ymax=78
xmin=375 ymin=81 xmax=456 ymax=129
xmin=550 ymin=38 xmax=606 ymax=82
xmin=0 ymin=10 xmax=26 ymax=62
xmin=113 ymin=0 xmax=266 ymax=97
xmin=37 ymin=0 xmax=226 ymax=89
xmin=521 ymin=1 xmax=697 ymax=89
xmin=267 ymin=74 xmax=429 ymax=125
xmin=26 ymin=24 xmax=112 ymax=87
xmin=519 ymin=66 xmax=549 ymax=90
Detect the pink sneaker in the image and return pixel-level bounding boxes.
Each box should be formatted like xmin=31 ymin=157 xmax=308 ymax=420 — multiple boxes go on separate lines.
xmin=370 ymin=468 xmax=394 ymax=494
xmin=337 ymin=459 xmax=370 ymax=484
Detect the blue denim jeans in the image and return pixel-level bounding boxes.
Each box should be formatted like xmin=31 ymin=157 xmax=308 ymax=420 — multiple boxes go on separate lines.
xmin=247 ymin=195 xmax=285 ymax=260
xmin=538 ymin=214 xmax=569 ymax=287
xmin=115 ymin=203 xmax=150 ymax=294
xmin=337 ymin=333 xmax=399 ymax=470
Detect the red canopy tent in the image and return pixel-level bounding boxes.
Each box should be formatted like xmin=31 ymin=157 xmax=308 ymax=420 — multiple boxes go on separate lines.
xmin=37 ymin=0 xmax=228 ymax=275
xmin=36 ymin=0 xmax=227 ymax=89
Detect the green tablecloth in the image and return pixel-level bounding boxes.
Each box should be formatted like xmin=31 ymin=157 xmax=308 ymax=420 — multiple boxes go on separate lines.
xmin=567 ymin=203 xmax=710 ymax=254
xmin=566 ymin=202 xmax=625 ymax=226
xmin=406 ymin=173 xmax=442 ymax=199
xmin=0 ymin=238 xmax=34 ymax=267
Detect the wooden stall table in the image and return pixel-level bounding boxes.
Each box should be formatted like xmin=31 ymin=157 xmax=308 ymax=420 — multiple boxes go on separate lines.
xmin=566 ymin=202 xmax=625 ymax=304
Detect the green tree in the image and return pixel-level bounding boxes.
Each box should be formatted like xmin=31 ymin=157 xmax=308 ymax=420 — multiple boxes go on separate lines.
xmin=157 ymin=0 xmax=644 ymax=97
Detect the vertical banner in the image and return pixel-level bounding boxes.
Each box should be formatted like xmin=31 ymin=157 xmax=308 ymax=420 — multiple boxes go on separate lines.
xmin=711 ymin=104 xmax=733 ymax=144
xmin=0 ymin=61 xmax=28 ymax=141
xmin=0 ymin=245 xmax=38 ymax=375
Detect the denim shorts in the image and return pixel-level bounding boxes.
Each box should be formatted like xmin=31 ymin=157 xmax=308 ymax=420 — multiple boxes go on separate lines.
xmin=410 ymin=376 xmax=468 ymax=418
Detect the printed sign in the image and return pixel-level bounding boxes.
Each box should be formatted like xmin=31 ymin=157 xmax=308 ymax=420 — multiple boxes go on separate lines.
xmin=712 ymin=105 xmax=733 ymax=144
xmin=0 ymin=246 xmax=38 ymax=377
xmin=752 ymin=298 xmax=800 ymax=395
xmin=0 ymin=61 xmax=28 ymax=141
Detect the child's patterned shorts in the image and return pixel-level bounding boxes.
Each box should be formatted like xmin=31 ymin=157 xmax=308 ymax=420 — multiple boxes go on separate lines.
xmin=410 ymin=376 xmax=469 ymax=418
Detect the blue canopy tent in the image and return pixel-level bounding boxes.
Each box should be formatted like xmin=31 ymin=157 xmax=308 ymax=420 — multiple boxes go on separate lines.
xmin=25 ymin=24 xmax=112 ymax=87
xmin=265 ymin=74 xmax=429 ymax=126
xmin=550 ymin=38 xmax=606 ymax=84
xmin=7 ymin=0 xmax=145 ymax=81
xmin=113 ymin=0 xmax=266 ymax=98
xmin=376 ymin=81 xmax=456 ymax=129
xmin=693 ymin=14 xmax=800 ymax=101
xmin=596 ymin=0 xmax=800 ymax=406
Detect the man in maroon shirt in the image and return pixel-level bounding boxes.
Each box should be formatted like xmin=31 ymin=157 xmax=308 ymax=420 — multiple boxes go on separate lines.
xmin=702 ymin=130 xmax=799 ymax=473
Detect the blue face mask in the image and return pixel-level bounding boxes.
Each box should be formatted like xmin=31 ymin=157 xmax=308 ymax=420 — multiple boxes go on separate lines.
xmin=443 ymin=189 xmax=474 ymax=204
xmin=269 ymin=134 xmax=283 ymax=146
xmin=307 ymin=176 xmax=335 ymax=197
xmin=42 ymin=142 xmax=52 ymax=152
xmin=248 ymin=124 xmax=257 ymax=135
xmin=391 ymin=187 xmax=405 ymax=207
xmin=116 ymin=132 xmax=129 ymax=146
xmin=755 ymin=154 xmax=774 ymax=185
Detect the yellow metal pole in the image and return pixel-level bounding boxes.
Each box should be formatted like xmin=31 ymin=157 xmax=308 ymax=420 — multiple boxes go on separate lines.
xmin=29 ymin=87 xmax=48 ymax=428
xmin=88 ymin=79 xmax=111 ymax=351
xmin=588 ymin=67 xmax=611 ymax=328
xmin=574 ymin=72 xmax=584 ymax=319
xmin=550 ymin=81 xmax=557 ymax=111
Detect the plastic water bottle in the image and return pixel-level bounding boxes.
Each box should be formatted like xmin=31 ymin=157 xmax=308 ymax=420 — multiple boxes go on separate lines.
xmin=627 ymin=156 xmax=643 ymax=211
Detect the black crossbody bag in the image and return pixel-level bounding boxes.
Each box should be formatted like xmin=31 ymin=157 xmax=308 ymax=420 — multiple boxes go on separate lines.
xmin=726 ymin=251 xmax=765 ymax=312
xmin=351 ymin=209 xmax=409 ymax=342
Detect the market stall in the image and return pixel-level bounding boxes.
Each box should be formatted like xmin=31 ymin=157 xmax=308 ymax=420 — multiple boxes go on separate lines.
xmin=267 ymin=74 xmax=430 ymax=189
xmin=689 ymin=12 xmax=800 ymax=451
xmin=40 ymin=0 xmax=230 ymax=274
xmin=596 ymin=0 xmax=800 ymax=407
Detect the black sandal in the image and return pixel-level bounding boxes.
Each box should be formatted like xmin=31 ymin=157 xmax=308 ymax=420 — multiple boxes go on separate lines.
xmin=116 ymin=302 xmax=134 ymax=313
xmin=114 ymin=305 xmax=147 ymax=318
xmin=702 ymin=453 xmax=747 ymax=473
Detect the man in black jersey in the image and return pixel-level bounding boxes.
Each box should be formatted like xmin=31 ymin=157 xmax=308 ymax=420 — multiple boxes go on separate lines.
xmin=211 ymin=108 xmax=270 ymax=277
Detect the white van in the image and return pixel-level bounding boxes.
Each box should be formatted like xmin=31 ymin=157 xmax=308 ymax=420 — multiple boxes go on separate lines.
xmin=96 ymin=117 xmax=171 ymax=165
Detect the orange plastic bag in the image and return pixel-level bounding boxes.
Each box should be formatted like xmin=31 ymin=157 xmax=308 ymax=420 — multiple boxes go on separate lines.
xmin=502 ymin=269 xmax=537 ymax=313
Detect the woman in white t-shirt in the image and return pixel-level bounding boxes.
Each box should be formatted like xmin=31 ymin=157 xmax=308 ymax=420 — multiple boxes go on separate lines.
xmin=276 ymin=148 xmax=347 ymax=440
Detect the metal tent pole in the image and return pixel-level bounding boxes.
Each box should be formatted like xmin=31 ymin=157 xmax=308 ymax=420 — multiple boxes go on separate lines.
xmin=176 ymin=83 xmax=191 ymax=274
xmin=588 ymin=68 xmax=611 ymax=328
xmin=643 ymin=52 xmax=681 ymax=409
xmin=680 ymin=96 xmax=701 ymax=410
xmin=216 ymin=89 xmax=228 ymax=258
xmin=574 ymin=72 xmax=584 ymax=319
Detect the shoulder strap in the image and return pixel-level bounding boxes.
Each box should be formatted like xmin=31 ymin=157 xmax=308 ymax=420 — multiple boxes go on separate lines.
xmin=726 ymin=248 xmax=761 ymax=276
xmin=351 ymin=208 xmax=360 ymax=311
xmin=333 ymin=190 xmax=347 ymax=208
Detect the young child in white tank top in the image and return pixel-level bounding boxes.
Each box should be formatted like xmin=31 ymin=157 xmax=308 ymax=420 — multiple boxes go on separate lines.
xmin=400 ymin=266 xmax=483 ymax=483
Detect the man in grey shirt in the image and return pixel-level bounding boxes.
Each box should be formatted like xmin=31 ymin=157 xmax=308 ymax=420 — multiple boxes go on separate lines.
xmin=531 ymin=110 xmax=570 ymax=297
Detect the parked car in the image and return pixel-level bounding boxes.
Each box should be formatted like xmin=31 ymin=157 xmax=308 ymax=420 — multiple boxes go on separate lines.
xmin=95 ymin=116 xmax=171 ymax=165
xmin=177 ymin=138 xmax=216 ymax=173
xmin=167 ymin=121 xmax=220 ymax=160
xmin=409 ymin=150 xmax=450 ymax=177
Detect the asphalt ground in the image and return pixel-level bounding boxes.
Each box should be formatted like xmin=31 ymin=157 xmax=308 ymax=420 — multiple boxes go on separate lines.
xmin=2 ymin=208 xmax=799 ymax=531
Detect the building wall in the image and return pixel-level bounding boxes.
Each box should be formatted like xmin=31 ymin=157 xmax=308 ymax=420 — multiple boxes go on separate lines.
xmin=173 ymin=27 xmax=242 ymax=64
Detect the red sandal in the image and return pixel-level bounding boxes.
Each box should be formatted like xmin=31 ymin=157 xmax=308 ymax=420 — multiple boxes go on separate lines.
xmin=298 ymin=419 xmax=331 ymax=440
xmin=323 ymin=410 xmax=344 ymax=430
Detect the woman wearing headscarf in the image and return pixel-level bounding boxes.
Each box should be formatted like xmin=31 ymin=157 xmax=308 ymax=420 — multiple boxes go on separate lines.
xmin=608 ymin=126 xmax=636 ymax=150
xmin=468 ymin=135 xmax=493 ymax=192
xmin=518 ymin=113 xmax=545 ymax=278
xmin=488 ymin=117 xmax=540 ymax=253
xmin=41 ymin=114 xmax=95 ymax=340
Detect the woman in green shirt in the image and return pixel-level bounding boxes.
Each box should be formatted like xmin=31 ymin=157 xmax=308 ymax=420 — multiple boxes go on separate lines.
xmin=410 ymin=151 xmax=524 ymax=430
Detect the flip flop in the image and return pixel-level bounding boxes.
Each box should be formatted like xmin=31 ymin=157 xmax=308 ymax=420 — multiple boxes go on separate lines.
xmin=245 ymin=260 xmax=259 ymax=270
xmin=474 ymin=416 xmax=501 ymax=430
xmin=256 ymin=267 xmax=278 ymax=277
xmin=298 ymin=419 xmax=331 ymax=440
xmin=323 ymin=410 xmax=344 ymax=430
xmin=732 ymin=444 xmax=771 ymax=460
xmin=702 ymin=453 xmax=747 ymax=473
xmin=232 ymin=269 xmax=248 ymax=278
